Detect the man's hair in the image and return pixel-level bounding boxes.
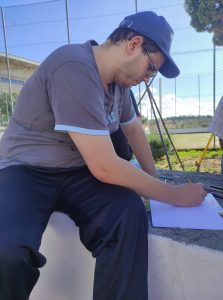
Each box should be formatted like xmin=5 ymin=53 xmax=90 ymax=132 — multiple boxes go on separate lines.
xmin=107 ymin=27 xmax=160 ymax=53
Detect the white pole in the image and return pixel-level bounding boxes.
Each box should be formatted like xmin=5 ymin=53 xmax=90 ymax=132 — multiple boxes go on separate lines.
xmin=1 ymin=6 xmax=13 ymax=117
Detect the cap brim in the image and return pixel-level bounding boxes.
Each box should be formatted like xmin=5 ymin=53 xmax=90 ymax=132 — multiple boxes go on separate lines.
xmin=159 ymin=53 xmax=180 ymax=78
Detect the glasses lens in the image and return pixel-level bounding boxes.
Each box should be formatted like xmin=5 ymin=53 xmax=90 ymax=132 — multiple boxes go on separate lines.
xmin=146 ymin=51 xmax=158 ymax=77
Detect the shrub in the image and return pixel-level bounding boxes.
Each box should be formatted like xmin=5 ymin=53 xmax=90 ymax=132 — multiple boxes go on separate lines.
xmin=148 ymin=134 xmax=170 ymax=161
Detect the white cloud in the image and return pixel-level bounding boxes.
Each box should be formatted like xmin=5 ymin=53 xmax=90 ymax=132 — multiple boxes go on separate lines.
xmin=133 ymin=90 xmax=213 ymax=118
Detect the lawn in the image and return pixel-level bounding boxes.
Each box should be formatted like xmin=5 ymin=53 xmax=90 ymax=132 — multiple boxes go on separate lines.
xmin=152 ymin=133 xmax=222 ymax=174
xmin=155 ymin=149 xmax=222 ymax=174
xmin=165 ymin=132 xmax=220 ymax=150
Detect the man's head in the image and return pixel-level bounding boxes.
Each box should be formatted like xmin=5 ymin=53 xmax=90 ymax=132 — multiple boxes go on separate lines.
xmin=108 ymin=11 xmax=179 ymax=81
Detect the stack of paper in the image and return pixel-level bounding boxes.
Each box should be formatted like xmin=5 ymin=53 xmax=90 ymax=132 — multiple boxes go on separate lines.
xmin=150 ymin=193 xmax=223 ymax=230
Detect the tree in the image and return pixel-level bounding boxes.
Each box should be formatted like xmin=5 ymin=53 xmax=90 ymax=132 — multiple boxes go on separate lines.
xmin=184 ymin=0 xmax=223 ymax=45
xmin=0 ymin=92 xmax=17 ymax=116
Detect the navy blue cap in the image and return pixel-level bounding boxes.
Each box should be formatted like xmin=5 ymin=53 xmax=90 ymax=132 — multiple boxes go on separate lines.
xmin=119 ymin=11 xmax=180 ymax=78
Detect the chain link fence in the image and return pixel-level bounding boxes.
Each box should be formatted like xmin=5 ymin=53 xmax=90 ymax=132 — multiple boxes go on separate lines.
xmin=0 ymin=0 xmax=223 ymax=150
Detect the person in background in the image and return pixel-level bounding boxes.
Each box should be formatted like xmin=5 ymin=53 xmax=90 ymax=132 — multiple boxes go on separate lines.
xmin=0 ymin=11 xmax=206 ymax=300
xmin=111 ymin=89 xmax=141 ymax=161
xmin=209 ymin=96 xmax=223 ymax=174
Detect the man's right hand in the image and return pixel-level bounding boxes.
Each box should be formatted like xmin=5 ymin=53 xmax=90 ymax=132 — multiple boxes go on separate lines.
xmin=172 ymin=182 xmax=207 ymax=207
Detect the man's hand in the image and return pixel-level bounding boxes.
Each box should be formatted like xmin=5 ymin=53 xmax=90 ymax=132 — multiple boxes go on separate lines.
xmin=172 ymin=182 xmax=207 ymax=207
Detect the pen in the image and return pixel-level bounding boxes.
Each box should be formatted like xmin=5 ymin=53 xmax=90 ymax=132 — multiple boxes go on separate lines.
xmin=210 ymin=185 xmax=223 ymax=192
xmin=207 ymin=187 xmax=223 ymax=194
xmin=204 ymin=186 xmax=223 ymax=194
xmin=187 ymin=177 xmax=192 ymax=183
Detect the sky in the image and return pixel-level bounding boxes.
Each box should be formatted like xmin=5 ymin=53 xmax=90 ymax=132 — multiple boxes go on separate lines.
xmin=0 ymin=0 xmax=222 ymax=118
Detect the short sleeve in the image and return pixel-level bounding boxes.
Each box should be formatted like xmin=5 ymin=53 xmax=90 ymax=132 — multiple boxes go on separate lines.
xmin=47 ymin=61 xmax=109 ymax=136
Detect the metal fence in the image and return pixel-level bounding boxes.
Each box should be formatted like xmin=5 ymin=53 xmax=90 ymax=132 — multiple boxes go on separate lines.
xmin=0 ymin=0 xmax=223 ymax=150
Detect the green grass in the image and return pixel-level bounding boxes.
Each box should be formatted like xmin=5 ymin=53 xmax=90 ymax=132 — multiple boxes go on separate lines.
xmin=165 ymin=133 xmax=220 ymax=150
xmin=155 ymin=149 xmax=222 ymax=174
xmin=176 ymin=149 xmax=222 ymax=159
xmin=147 ymin=132 xmax=222 ymax=173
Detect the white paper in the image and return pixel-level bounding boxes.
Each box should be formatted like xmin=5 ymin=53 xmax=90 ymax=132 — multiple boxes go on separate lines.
xmin=150 ymin=193 xmax=223 ymax=230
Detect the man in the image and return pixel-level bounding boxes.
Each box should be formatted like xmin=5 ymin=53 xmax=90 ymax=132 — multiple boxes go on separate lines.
xmin=111 ymin=89 xmax=141 ymax=160
xmin=209 ymin=96 xmax=223 ymax=174
xmin=0 ymin=11 xmax=206 ymax=300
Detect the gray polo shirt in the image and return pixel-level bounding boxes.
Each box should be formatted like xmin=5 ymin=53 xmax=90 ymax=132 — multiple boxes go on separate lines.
xmin=0 ymin=41 xmax=136 ymax=168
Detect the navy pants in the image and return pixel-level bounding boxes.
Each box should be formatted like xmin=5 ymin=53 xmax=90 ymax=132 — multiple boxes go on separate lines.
xmin=0 ymin=165 xmax=148 ymax=300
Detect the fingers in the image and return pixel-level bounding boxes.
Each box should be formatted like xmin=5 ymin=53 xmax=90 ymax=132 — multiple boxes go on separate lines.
xmin=195 ymin=182 xmax=207 ymax=199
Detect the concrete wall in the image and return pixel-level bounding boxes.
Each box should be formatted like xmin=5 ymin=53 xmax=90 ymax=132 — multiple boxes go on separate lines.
xmin=148 ymin=234 xmax=223 ymax=300
xmin=30 ymin=212 xmax=223 ymax=300
xmin=30 ymin=212 xmax=95 ymax=300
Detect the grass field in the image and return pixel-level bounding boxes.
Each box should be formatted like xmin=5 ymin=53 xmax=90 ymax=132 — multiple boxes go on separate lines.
xmin=155 ymin=150 xmax=222 ymax=174
xmin=151 ymin=132 xmax=222 ymax=174
xmin=164 ymin=132 xmax=220 ymax=150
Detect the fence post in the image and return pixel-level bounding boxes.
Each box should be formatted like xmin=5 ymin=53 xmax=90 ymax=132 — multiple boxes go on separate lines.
xmin=134 ymin=0 xmax=138 ymax=12
xmin=159 ymin=78 xmax=162 ymax=117
xmin=198 ymin=74 xmax=200 ymax=123
xmin=174 ymin=77 xmax=177 ymax=116
xmin=1 ymin=6 xmax=13 ymax=118
xmin=134 ymin=0 xmax=142 ymax=114
xmin=65 ymin=0 xmax=71 ymax=44
xmin=213 ymin=44 xmax=216 ymax=148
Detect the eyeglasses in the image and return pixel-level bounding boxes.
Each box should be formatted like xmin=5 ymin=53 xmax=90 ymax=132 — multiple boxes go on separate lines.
xmin=145 ymin=50 xmax=158 ymax=78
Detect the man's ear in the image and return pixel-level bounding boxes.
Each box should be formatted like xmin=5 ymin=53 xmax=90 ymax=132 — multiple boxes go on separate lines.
xmin=127 ymin=36 xmax=144 ymax=55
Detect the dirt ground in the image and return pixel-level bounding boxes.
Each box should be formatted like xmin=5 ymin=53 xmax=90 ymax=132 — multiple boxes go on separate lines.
xmin=155 ymin=156 xmax=222 ymax=174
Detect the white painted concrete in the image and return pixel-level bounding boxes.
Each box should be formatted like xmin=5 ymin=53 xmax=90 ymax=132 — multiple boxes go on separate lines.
xmin=30 ymin=212 xmax=223 ymax=300
xmin=30 ymin=212 xmax=95 ymax=300
xmin=148 ymin=234 xmax=223 ymax=300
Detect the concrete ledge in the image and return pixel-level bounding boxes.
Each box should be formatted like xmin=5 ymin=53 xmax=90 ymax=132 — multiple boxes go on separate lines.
xmin=148 ymin=234 xmax=223 ymax=300
xmin=31 ymin=210 xmax=223 ymax=300
xmin=30 ymin=212 xmax=95 ymax=300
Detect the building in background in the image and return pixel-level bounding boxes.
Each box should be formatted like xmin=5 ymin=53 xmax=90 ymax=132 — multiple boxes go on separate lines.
xmin=0 ymin=52 xmax=39 ymax=94
xmin=0 ymin=53 xmax=39 ymax=128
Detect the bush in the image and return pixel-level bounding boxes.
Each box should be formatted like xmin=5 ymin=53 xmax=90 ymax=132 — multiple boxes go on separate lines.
xmin=148 ymin=134 xmax=170 ymax=161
